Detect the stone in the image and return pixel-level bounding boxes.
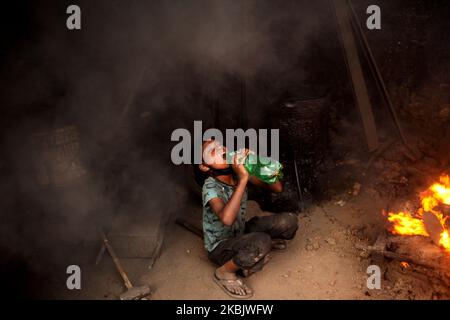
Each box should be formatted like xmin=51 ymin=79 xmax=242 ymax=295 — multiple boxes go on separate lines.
xmin=335 ymin=200 xmax=346 ymax=207
xmin=359 ymin=251 xmax=370 ymax=259
xmin=352 ymin=182 xmax=362 ymax=196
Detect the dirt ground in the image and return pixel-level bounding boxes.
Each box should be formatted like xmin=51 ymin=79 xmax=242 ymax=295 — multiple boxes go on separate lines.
xmin=143 ymin=198 xmax=438 ymax=300
xmin=60 ymin=184 xmax=448 ymax=300
xmin=147 ymin=198 xmax=379 ymax=300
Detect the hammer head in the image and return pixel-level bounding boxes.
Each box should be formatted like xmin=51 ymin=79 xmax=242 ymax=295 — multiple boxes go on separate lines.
xmin=119 ymin=285 xmax=151 ymax=300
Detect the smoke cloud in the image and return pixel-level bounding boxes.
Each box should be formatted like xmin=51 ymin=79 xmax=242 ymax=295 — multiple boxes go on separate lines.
xmin=0 ymin=0 xmax=341 ymax=297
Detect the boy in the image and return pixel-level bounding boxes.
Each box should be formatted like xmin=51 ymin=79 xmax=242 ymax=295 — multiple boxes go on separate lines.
xmin=198 ymin=140 xmax=298 ymax=299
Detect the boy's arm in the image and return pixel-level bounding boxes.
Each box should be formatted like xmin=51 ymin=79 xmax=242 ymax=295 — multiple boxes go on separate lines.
xmin=209 ymin=156 xmax=249 ymax=226
xmin=249 ymin=176 xmax=283 ymax=193
xmin=208 ymin=176 xmax=248 ymax=226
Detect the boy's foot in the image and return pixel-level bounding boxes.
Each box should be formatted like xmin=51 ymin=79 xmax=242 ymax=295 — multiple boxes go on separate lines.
xmin=271 ymin=239 xmax=287 ymax=251
xmin=213 ymin=269 xmax=253 ymax=299
xmin=241 ymin=253 xmax=271 ymax=278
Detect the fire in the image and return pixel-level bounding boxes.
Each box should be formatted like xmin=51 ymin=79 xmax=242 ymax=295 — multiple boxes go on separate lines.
xmin=387 ymin=174 xmax=450 ymax=253
xmin=400 ymin=261 xmax=410 ymax=268
xmin=440 ymin=230 xmax=450 ymax=250
xmin=387 ymin=211 xmax=428 ymax=236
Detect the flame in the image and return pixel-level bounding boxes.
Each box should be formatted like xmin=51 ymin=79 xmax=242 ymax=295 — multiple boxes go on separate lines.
xmin=387 ymin=211 xmax=428 ymax=236
xmin=440 ymin=230 xmax=450 ymax=250
xmin=386 ymin=174 xmax=450 ymax=253
xmin=400 ymin=261 xmax=410 ymax=268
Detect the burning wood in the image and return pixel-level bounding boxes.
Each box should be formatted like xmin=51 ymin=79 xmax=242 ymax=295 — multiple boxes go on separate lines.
xmin=356 ymin=233 xmax=450 ymax=287
xmin=385 ymin=174 xmax=450 ymax=252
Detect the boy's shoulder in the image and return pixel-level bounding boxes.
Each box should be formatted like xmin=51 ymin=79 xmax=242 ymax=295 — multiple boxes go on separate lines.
xmin=202 ymin=176 xmax=220 ymax=193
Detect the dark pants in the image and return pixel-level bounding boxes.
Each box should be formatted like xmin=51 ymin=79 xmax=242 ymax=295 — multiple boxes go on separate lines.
xmin=208 ymin=213 xmax=298 ymax=272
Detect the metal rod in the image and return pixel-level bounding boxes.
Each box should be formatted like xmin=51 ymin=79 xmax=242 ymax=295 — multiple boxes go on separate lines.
xmin=293 ymin=158 xmax=304 ymax=212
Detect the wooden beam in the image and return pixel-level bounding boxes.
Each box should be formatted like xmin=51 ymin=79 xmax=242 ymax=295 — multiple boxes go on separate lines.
xmin=333 ymin=0 xmax=379 ymax=151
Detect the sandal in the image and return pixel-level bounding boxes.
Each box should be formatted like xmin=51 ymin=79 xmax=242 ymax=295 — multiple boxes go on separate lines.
xmin=213 ymin=273 xmax=253 ymax=299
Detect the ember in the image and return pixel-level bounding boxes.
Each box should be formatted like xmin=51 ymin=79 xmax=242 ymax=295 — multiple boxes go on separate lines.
xmin=400 ymin=261 xmax=410 ymax=268
xmin=386 ymin=174 xmax=450 ymax=253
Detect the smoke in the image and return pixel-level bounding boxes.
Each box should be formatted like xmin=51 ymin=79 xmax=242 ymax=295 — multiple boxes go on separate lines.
xmin=0 ymin=0 xmax=339 ymax=297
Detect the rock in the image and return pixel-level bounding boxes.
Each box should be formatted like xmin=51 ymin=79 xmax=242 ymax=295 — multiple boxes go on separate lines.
xmin=306 ymin=237 xmax=320 ymax=250
xmin=359 ymin=251 xmax=370 ymax=259
xmin=335 ymin=200 xmax=346 ymax=207
xmin=325 ymin=238 xmax=336 ymax=245
xmin=352 ymin=182 xmax=362 ymax=196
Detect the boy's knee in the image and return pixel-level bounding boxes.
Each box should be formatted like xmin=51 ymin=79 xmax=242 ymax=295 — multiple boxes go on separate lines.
xmin=233 ymin=233 xmax=271 ymax=269
xmin=274 ymin=213 xmax=298 ymax=240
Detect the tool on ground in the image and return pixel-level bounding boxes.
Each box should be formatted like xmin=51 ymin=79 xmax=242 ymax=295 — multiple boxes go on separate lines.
xmin=101 ymin=231 xmax=151 ymax=300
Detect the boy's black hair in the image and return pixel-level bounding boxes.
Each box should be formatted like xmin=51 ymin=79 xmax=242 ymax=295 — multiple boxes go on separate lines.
xmin=193 ymin=164 xmax=209 ymax=187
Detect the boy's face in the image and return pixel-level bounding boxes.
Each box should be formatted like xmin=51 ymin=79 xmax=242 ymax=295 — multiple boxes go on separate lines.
xmin=202 ymin=140 xmax=229 ymax=170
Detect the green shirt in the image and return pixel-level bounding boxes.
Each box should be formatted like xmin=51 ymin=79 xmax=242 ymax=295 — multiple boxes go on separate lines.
xmin=202 ymin=176 xmax=247 ymax=252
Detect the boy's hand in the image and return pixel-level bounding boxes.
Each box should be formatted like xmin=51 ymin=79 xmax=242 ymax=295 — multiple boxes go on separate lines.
xmin=232 ymin=152 xmax=249 ymax=182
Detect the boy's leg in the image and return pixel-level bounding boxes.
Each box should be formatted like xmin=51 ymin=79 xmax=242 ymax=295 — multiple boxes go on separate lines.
xmin=214 ymin=260 xmax=251 ymax=297
xmin=209 ymin=232 xmax=272 ymax=298
xmin=245 ymin=212 xmax=299 ymax=241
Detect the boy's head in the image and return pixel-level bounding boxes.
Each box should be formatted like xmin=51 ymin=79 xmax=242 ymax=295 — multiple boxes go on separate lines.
xmin=198 ymin=140 xmax=232 ymax=176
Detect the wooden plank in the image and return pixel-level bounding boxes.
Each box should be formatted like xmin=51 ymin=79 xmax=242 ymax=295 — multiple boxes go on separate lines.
xmin=356 ymin=235 xmax=450 ymax=275
xmin=333 ymin=0 xmax=379 ymax=151
xmin=348 ymin=1 xmax=410 ymax=150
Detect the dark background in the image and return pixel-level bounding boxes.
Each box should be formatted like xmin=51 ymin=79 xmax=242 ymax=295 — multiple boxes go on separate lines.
xmin=0 ymin=0 xmax=449 ymax=298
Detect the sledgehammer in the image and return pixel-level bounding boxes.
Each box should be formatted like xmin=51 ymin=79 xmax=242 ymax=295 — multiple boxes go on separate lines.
xmin=101 ymin=232 xmax=151 ymax=300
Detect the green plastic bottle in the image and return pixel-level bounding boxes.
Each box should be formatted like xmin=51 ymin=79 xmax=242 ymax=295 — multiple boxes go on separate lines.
xmin=227 ymin=151 xmax=283 ymax=184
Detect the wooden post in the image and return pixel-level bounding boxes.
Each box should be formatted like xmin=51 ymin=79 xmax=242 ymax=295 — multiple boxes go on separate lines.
xmin=333 ymin=0 xmax=379 ymax=151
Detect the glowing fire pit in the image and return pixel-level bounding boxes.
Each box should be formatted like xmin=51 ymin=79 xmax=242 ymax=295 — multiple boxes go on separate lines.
xmin=356 ymin=175 xmax=450 ymax=287
xmin=386 ymin=174 xmax=450 ymax=252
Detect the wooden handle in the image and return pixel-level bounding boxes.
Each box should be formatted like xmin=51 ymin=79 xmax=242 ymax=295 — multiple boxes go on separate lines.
xmin=101 ymin=232 xmax=133 ymax=289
